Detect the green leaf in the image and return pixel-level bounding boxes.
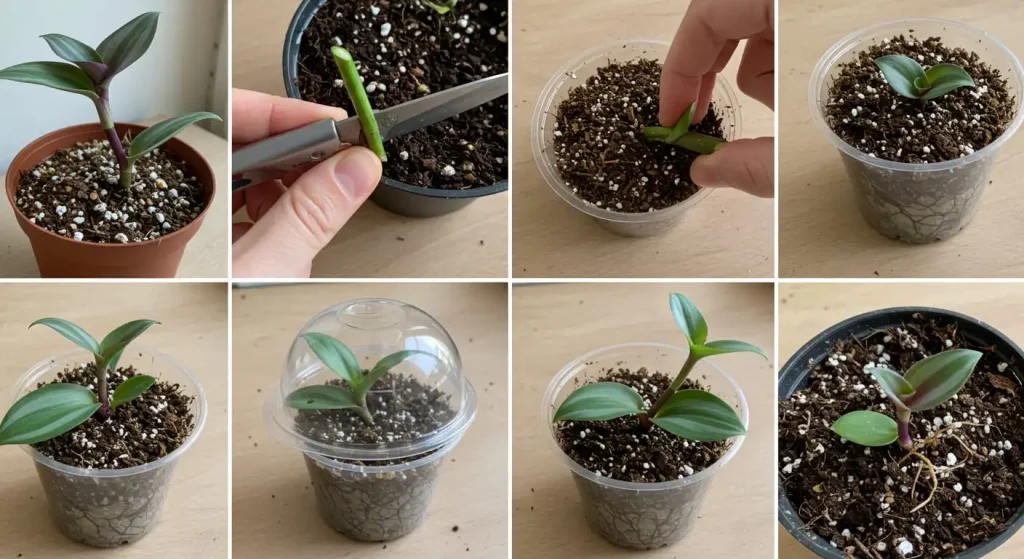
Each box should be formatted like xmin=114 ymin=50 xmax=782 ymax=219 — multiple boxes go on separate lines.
xmin=361 ymin=350 xmax=433 ymax=396
xmin=285 ymin=385 xmax=362 ymax=410
xmin=666 ymin=101 xmax=696 ymax=144
xmin=110 ymin=375 xmax=156 ymax=409
xmin=902 ymin=349 xmax=982 ymax=411
xmin=29 ymin=318 xmax=99 ymax=355
xmin=96 ymin=12 xmax=159 ymax=79
xmin=331 ymin=47 xmax=387 ymax=162
xmin=874 ymin=54 xmax=928 ymax=99
xmin=301 ymin=333 xmax=361 ymax=386
xmin=651 ymin=389 xmax=746 ymax=441
xmin=0 ymin=61 xmax=98 ymax=100
xmin=867 ymin=367 xmax=914 ymax=411
xmin=422 ymin=0 xmax=458 ymax=14
xmin=127 ymin=112 xmax=222 ymax=160
xmin=831 ymin=410 xmax=898 ymax=447
xmin=0 ymin=384 xmax=99 ymax=445
xmin=693 ymin=340 xmax=768 ymax=360
xmin=921 ymin=63 xmax=976 ymax=99
xmin=552 ymin=382 xmax=645 ymax=422
xmin=98 ymin=320 xmax=159 ymax=369
xmin=670 ymin=293 xmax=708 ymax=347
xmin=39 ymin=34 xmax=107 ymax=83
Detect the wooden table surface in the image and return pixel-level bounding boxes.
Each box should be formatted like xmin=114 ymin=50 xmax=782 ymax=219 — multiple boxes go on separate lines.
xmin=511 ymin=0 xmax=774 ymax=279
xmin=0 ymin=119 xmax=229 ymax=278
xmin=778 ymin=282 xmax=1024 ymax=557
xmin=232 ymin=0 xmax=509 ymax=279
xmin=231 ymin=283 xmax=508 ymax=558
xmin=779 ymin=0 xmax=1024 ymax=278
xmin=512 ymin=282 xmax=775 ymax=557
xmin=0 ymin=283 xmax=228 ymax=559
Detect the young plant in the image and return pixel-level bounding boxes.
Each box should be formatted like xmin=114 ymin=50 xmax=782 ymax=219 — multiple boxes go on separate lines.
xmin=831 ymin=348 xmax=982 ymax=448
xmin=0 ymin=13 xmax=221 ymax=188
xmin=423 ymin=0 xmax=459 ymax=14
xmin=643 ymin=102 xmax=727 ymax=155
xmin=874 ymin=54 xmax=976 ymax=100
xmin=331 ymin=47 xmax=387 ymax=162
xmin=0 ymin=318 xmax=159 ymax=446
xmin=553 ymin=293 xmax=766 ymax=442
xmin=285 ymin=332 xmax=431 ymax=424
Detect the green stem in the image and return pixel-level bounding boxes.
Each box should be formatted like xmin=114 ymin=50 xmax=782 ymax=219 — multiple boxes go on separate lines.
xmin=643 ymin=126 xmax=726 ymax=155
xmin=331 ymin=46 xmax=387 ymax=162
xmin=648 ymin=352 xmax=700 ymax=418
xmin=356 ymin=394 xmax=374 ymax=425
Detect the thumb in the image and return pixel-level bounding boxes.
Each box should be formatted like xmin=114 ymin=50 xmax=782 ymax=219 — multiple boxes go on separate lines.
xmin=690 ymin=137 xmax=774 ymax=198
xmin=232 ymin=147 xmax=382 ymax=278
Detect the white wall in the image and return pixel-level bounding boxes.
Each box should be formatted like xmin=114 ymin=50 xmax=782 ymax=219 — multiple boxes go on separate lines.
xmin=0 ymin=0 xmax=226 ymax=171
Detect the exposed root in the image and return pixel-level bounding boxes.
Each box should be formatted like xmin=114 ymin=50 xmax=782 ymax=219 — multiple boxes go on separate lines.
xmin=898 ymin=450 xmax=939 ymax=513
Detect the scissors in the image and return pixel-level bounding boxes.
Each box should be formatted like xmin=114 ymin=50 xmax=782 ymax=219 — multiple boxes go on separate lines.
xmin=232 ymin=73 xmax=508 ymax=191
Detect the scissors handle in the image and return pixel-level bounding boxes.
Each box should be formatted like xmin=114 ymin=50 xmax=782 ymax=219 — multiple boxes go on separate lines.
xmin=232 ymin=119 xmax=348 ymax=175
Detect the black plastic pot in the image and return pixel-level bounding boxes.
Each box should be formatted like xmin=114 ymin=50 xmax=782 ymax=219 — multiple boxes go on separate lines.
xmin=778 ymin=306 xmax=1024 ymax=558
xmin=282 ymin=0 xmax=509 ymax=218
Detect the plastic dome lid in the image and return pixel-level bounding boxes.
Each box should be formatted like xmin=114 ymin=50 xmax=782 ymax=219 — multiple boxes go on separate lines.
xmin=265 ymin=298 xmax=478 ymax=461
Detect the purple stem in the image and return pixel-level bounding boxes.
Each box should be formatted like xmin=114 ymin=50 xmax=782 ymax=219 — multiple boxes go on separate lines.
xmin=897 ymin=410 xmax=913 ymax=448
xmin=92 ymin=88 xmax=132 ymax=187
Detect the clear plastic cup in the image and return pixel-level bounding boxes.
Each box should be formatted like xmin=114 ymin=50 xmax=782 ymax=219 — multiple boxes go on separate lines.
xmin=809 ymin=19 xmax=1024 ymax=243
xmin=532 ymin=40 xmax=741 ymax=237
xmin=13 ymin=346 xmax=207 ymax=548
xmin=265 ymin=299 xmax=478 ymax=541
xmin=542 ymin=342 xmax=748 ymax=549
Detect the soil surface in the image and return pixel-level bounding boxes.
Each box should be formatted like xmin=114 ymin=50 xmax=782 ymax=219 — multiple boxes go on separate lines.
xmin=551 ymin=58 xmax=727 ymax=213
xmin=15 ymin=139 xmax=207 ymax=244
xmin=296 ymin=372 xmax=455 ymax=466
xmin=555 ymin=367 xmax=730 ymax=483
xmin=296 ymin=0 xmax=508 ymax=190
xmin=779 ymin=313 xmax=1024 ymax=558
xmin=825 ymin=34 xmax=1015 ymax=164
xmin=33 ymin=363 xmax=196 ymax=469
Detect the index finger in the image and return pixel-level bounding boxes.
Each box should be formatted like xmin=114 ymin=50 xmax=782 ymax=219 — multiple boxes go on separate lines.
xmin=660 ymin=0 xmax=774 ymax=125
xmin=232 ymin=89 xmax=349 ymax=145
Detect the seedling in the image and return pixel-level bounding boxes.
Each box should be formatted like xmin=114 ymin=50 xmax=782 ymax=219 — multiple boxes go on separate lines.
xmin=0 ymin=13 xmax=221 ymax=188
xmin=553 ymin=293 xmax=766 ymax=442
xmin=0 ymin=318 xmax=159 ymax=445
xmin=830 ymin=348 xmax=982 ymax=512
xmin=285 ymin=332 xmax=431 ymax=424
xmin=423 ymin=0 xmax=459 ymax=15
xmin=331 ymin=47 xmax=387 ymax=162
xmin=643 ymin=102 xmax=727 ymax=155
xmin=874 ymin=54 xmax=976 ymax=100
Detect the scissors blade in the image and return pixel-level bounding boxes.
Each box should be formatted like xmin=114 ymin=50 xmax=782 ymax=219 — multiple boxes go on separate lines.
xmin=336 ymin=73 xmax=507 ymax=143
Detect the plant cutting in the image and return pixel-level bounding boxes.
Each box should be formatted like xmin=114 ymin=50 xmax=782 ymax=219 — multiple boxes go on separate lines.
xmin=811 ymin=20 xmax=1023 ymax=243
xmin=545 ymin=293 xmax=762 ymax=549
xmin=266 ymin=299 xmax=477 ymax=542
xmin=2 ymin=316 xmax=204 ymax=547
xmin=2 ymin=12 xmax=221 ymax=277
xmin=642 ymin=101 xmax=728 ymax=155
xmin=779 ymin=308 xmax=1024 ymax=558
xmin=283 ymin=0 xmax=508 ymax=217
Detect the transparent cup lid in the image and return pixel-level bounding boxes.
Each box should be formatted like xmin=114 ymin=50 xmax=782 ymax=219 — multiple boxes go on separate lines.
xmin=265 ymin=298 xmax=477 ymax=461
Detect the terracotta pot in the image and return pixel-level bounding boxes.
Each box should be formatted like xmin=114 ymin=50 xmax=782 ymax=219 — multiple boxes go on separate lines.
xmin=5 ymin=122 xmax=215 ymax=278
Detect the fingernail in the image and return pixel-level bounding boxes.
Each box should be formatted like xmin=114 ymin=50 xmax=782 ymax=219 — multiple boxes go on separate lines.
xmin=333 ymin=147 xmax=382 ymax=200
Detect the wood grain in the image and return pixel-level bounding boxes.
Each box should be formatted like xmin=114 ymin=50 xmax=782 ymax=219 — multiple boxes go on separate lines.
xmin=232 ymin=0 xmax=508 ymax=279
xmin=778 ymin=282 xmax=1024 ymax=557
xmin=512 ymin=282 xmax=774 ymax=557
xmin=231 ymin=283 xmax=508 ymax=558
xmin=511 ymin=0 xmax=774 ymax=278
xmin=0 ymin=119 xmax=228 ymax=278
xmin=0 ymin=283 xmax=228 ymax=559
xmin=779 ymin=0 xmax=1024 ymax=278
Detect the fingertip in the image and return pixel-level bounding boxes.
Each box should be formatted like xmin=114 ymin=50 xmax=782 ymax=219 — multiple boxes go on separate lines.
xmin=332 ymin=146 xmax=383 ymax=201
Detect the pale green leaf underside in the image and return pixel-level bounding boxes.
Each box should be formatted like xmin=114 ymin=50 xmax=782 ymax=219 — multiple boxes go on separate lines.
xmin=831 ymin=410 xmax=898 ymax=447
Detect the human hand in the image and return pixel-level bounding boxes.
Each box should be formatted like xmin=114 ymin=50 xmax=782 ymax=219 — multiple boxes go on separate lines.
xmin=660 ymin=0 xmax=774 ymax=198
xmin=231 ymin=89 xmax=382 ymax=278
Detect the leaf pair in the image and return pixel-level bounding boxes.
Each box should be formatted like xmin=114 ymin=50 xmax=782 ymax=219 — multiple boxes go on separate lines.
xmin=423 ymin=0 xmax=459 ymax=14
xmin=552 ymin=382 xmax=745 ymax=441
xmin=874 ymin=55 xmax=976 ymax=100
xmin=642 ymin=102 xmax=727 ymax=155
xmin=285 ymin=333 xmax=432 ymax=419
xmin=31 ymin=317 xmax=160 ymax=372
xmin=669 ymin=293 xmax=767 ymax=361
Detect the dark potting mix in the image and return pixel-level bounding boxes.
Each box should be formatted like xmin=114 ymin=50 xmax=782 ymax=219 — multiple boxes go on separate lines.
xmin=14 ymin=139 xmax=207 ymax=244
xmin=551 ymin=58 xmax=727 ymax=213
xmin=33 ymin=363 xmax=196 ymax=469
xmin=779 ymin=314 xmax=1024 ymax=558
xmin=555 ymin=367 xmax=730 ymax=483
xmin=296 ymin=0 xmax=508 ymax=190
xmin=824 ymin=34 xmax=1015 ymax=164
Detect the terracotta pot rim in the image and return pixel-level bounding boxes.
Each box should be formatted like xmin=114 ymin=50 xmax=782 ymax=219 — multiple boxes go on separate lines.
xmin=5 ymin=121 xmax=216 ymax=249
